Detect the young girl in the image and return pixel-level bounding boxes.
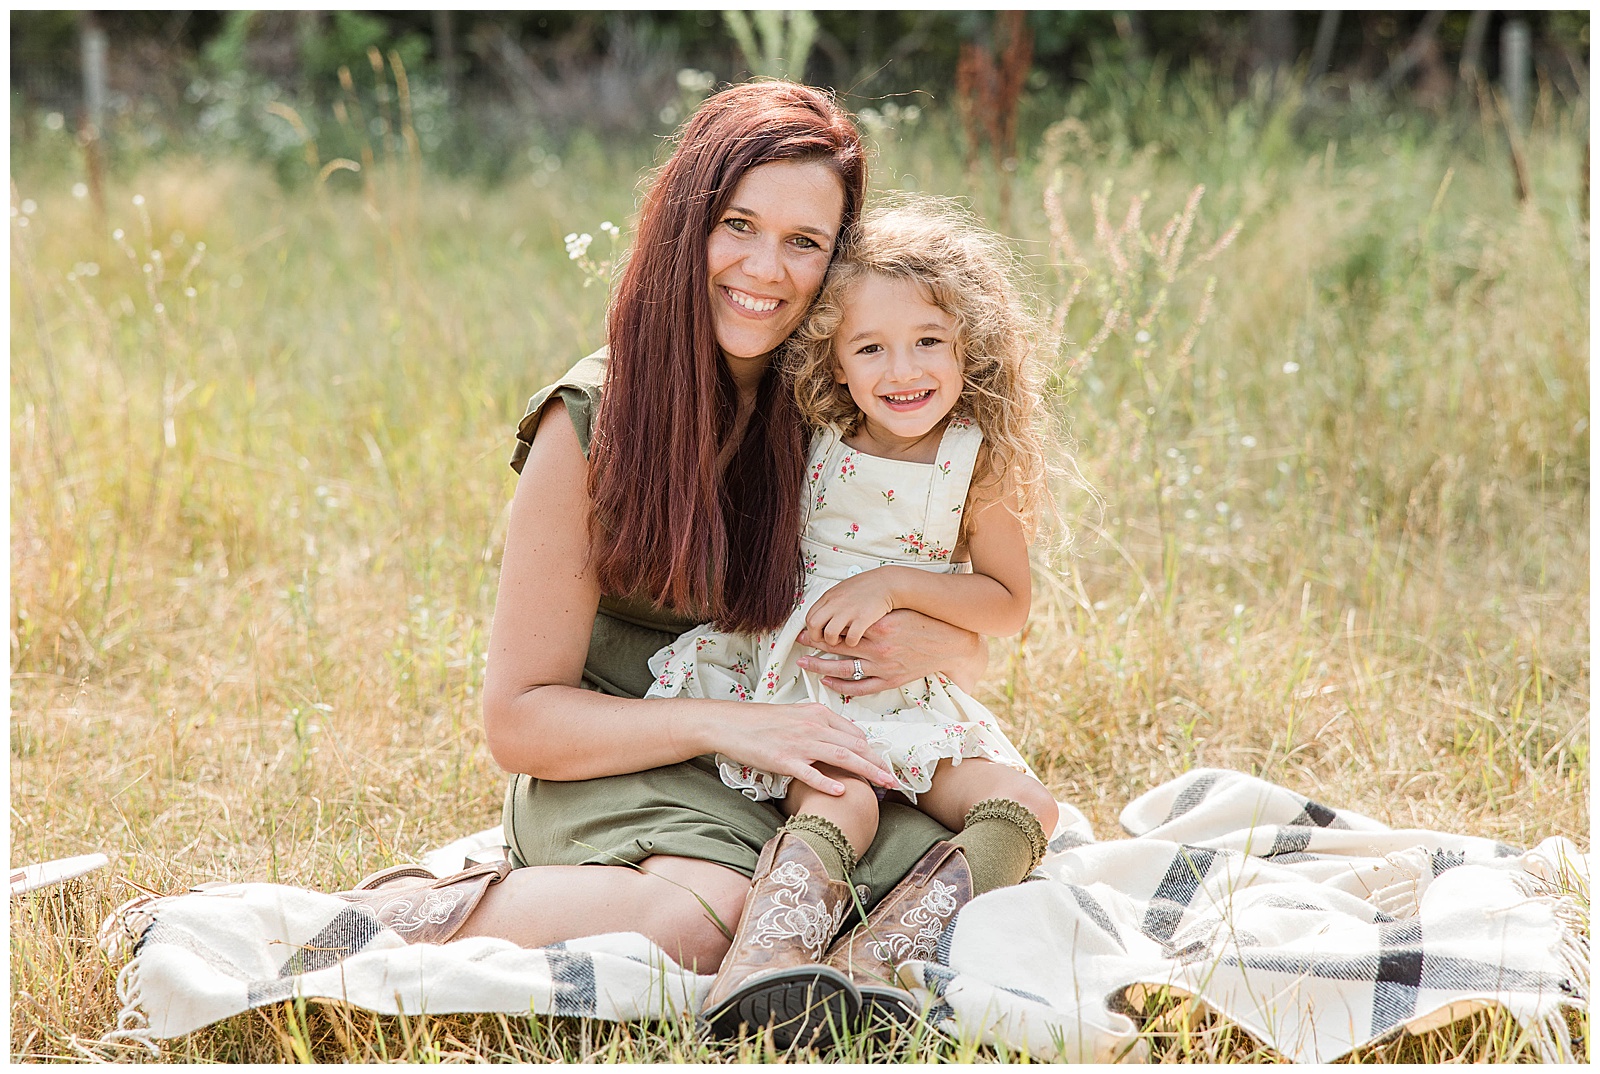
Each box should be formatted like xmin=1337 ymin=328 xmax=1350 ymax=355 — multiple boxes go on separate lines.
xmin=648 ymin=200 xmax=1058 ymax=902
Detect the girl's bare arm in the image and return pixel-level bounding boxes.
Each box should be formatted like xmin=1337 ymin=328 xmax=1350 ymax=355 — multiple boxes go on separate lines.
xmin=804 ymin=486 xmax=1032 ymax=646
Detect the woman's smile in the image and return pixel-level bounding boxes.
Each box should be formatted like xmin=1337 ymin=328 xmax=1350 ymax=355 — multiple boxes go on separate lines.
xmin=721 ymin=286 xmax=782 ymax=314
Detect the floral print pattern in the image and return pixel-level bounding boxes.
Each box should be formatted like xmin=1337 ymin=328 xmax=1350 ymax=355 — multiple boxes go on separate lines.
xmin=642 ymin=420 xmax=1036 ymax=803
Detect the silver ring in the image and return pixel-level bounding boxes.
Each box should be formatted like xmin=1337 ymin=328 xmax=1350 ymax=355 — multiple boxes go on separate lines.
xmin=851 ymin=659 xmax=865 ymax=681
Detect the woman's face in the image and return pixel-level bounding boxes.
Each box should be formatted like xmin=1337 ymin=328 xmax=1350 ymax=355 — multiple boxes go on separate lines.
xmin=706 ymin=159 xmax=846 ymax=362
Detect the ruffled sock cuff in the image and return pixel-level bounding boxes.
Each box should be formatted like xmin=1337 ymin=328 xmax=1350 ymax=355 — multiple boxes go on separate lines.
xmin=780 ymin=813 xmax=859 ymax=880
xmin=964 ymin=797 xmax=1049 ymax=874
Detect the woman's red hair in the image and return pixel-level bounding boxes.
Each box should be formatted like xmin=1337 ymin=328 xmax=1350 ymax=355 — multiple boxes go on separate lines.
xmin=589 ymin=82 xmax=866 ymax=633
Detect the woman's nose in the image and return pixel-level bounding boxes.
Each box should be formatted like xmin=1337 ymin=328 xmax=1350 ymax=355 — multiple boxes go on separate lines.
xmin=741 ymin=238 xmax=784 ymax=283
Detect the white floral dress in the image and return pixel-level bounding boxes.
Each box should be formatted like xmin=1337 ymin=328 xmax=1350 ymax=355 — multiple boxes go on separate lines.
xmin=645 ymin=417 xmax=1035 ymax=803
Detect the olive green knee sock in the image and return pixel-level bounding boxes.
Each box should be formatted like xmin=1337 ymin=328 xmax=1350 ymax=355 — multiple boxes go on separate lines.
xmin=780 ymin=814 xmax=858 ymax=883
xmin=948 ymin=798 xmax=1049 ymax=895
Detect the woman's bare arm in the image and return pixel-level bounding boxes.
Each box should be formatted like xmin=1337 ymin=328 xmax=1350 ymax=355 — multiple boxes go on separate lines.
xmin=795 ymin=611 xmax=989 ymax=696
xmin=481 ymin=402 xmax=897 ymax=794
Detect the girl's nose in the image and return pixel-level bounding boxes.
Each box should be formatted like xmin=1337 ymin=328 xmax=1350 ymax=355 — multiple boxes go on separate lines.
xmin=887 ymin=344 xmax=921 ymax=379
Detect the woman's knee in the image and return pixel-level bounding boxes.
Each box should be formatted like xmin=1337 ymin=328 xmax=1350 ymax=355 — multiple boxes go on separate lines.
xmin=637 ymin=858 xmax=750 ymax=971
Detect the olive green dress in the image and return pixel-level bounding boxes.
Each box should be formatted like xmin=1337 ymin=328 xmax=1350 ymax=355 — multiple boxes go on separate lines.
xmin=501 ymin=350 xmax=951 ymax=912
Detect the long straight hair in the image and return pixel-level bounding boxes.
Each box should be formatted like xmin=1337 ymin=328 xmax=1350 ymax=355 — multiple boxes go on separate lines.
xmin=590 ymin=82 xmax=866 ymax=633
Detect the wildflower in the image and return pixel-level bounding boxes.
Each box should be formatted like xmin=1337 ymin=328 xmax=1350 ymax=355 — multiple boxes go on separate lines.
xmin=132 ymin=194 xmax=145 ymax=206
xmin=564 ymin=232 xmax=593 ymax=260
xmin=601 ymin=220 xmax=620 ymax=239
xmin=1282 ymin=361 xmax=1300 ymax=374
xmin=1240 ymin=435 xmax=1257 ymax=448
xmin=71 ymin=183 xmax=87 ymax=199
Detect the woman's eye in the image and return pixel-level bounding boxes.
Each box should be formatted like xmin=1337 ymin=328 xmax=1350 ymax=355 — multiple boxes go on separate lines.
xmin=723 ymin=218 xmax=751 ymax=233
xmin=791 ymin=235 xmax=819 ymax=250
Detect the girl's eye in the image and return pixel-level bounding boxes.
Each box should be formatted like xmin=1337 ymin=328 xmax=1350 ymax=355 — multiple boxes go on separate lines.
xmin=857 ymin=343 xmax=882 ymax=355
xmin=918 ymin=336 xmax=944 ymax=347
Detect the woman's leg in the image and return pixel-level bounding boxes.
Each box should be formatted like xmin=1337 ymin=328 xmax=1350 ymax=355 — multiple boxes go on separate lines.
xmin=452 ymin=855 xmax=753 ymax=973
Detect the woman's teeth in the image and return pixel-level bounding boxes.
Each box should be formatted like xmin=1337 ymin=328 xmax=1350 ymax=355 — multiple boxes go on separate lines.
xmin=726 ymin=288 xmax=779 ymax=313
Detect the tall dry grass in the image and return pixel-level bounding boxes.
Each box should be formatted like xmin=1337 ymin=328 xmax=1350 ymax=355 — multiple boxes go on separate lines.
xmin=9 ymin=93 xmax=1588 ymax=1061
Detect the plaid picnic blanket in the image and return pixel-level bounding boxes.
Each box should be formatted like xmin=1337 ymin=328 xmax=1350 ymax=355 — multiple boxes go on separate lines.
xmin=100 ymin=768 xmax=1587 ymax=1061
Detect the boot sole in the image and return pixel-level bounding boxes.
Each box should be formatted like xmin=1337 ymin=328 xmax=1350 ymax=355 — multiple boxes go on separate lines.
xmin=702 ymin=965 xmax=860 ymax=1050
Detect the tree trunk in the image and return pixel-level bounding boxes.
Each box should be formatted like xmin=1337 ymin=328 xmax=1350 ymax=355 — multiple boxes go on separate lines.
xmin=1309 ymin=11 xmax=1341 ymax=87
xmin=434 ymin=10 xmax=458 ymax=104
xmin=1501 ymin=18 xmax=1532 ymax=132
xmin=1251 ymin=11 xmax=1297 ymax=82
xmin=78 ymin=12 xmax=108 ymax=133
xmin=1459 ymin=10 xmax=1490 ymax=89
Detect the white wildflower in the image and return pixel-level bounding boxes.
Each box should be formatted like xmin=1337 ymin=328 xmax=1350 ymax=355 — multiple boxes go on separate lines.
xmin=1282 ymin=361 xmax=1300 ymax=374
xmin=71 ymin=183 xmax=87 ymax=199
xmin=565 ymin=232 xmax=593 ymax=260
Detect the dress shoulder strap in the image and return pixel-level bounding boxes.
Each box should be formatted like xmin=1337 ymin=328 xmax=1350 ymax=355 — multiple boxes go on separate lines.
xmin=920 ymin=416 xmax=984 ymax=550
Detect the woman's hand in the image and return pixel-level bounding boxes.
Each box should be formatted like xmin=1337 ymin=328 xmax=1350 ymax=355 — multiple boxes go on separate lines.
xmin=796 ymin=608 xmax=988 ymax=695
xmin=704 ymin=700 xmax=899 ymax=797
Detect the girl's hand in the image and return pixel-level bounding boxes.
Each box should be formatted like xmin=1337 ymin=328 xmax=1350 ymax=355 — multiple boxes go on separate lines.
xmin=804 ymin=569 xmax=898 ymax=646
xmin=796 ymin=608 xmax=987 ymax=695
xmin=706 ymin=701 xmax=898 ymax=796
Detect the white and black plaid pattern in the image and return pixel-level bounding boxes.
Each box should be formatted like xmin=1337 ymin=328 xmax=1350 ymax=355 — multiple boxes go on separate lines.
xmin=101 ymin=769 xmax=1587 ymax=1063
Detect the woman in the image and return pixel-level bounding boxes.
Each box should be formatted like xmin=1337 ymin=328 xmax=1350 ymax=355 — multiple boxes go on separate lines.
xmin=341 ymin=82 xmax=991 ymax=1046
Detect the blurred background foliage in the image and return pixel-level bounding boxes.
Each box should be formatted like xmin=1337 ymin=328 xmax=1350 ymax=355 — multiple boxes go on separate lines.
xmin=10 ymin=10 xmax=1592 ymax=184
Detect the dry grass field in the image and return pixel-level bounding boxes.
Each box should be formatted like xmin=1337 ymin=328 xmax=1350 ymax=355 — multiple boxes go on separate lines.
xmin=10 ymin=90 xmax=1589 ymax=1061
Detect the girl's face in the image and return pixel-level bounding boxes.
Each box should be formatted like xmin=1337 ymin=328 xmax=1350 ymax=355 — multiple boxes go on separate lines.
xmin=706 ymin=159 xmax=845 ymax=364
xmin=833 ymin=273 xmax=964 ymax=452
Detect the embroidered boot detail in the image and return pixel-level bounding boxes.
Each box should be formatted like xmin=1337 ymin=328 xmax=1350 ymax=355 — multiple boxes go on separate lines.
xmin=822 ymin=841 xmax=974 ymax=1026
xmin=335 ymin=860 xmax=512 ymax=946
xmin=700 ymin=832 xmax=860 ymax=1049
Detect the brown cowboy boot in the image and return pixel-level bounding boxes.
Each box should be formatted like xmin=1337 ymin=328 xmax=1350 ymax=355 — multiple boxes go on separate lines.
xmin=823 ymin=841 xmax=973 ymax=1028
xmin=335 ymin=859 xmax=512 ymax=945
xmin=700 ymin=831 xmax=860 ymax=1049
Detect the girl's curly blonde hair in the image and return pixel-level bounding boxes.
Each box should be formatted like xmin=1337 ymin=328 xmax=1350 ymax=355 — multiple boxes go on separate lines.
xmin=785 ymin=196 xmax=1055 ymax=540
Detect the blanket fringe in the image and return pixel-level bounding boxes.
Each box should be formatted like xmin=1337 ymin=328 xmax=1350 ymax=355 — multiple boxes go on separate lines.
xmin=1529 ymin=1005 xmax=1577 ymax=1064
xmin=97 ymin=950 xmax=160 ymax=1055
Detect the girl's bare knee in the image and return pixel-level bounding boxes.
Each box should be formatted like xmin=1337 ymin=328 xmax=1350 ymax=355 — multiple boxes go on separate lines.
xmin=1015 ymin=779 xmax=1059 ymax=835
